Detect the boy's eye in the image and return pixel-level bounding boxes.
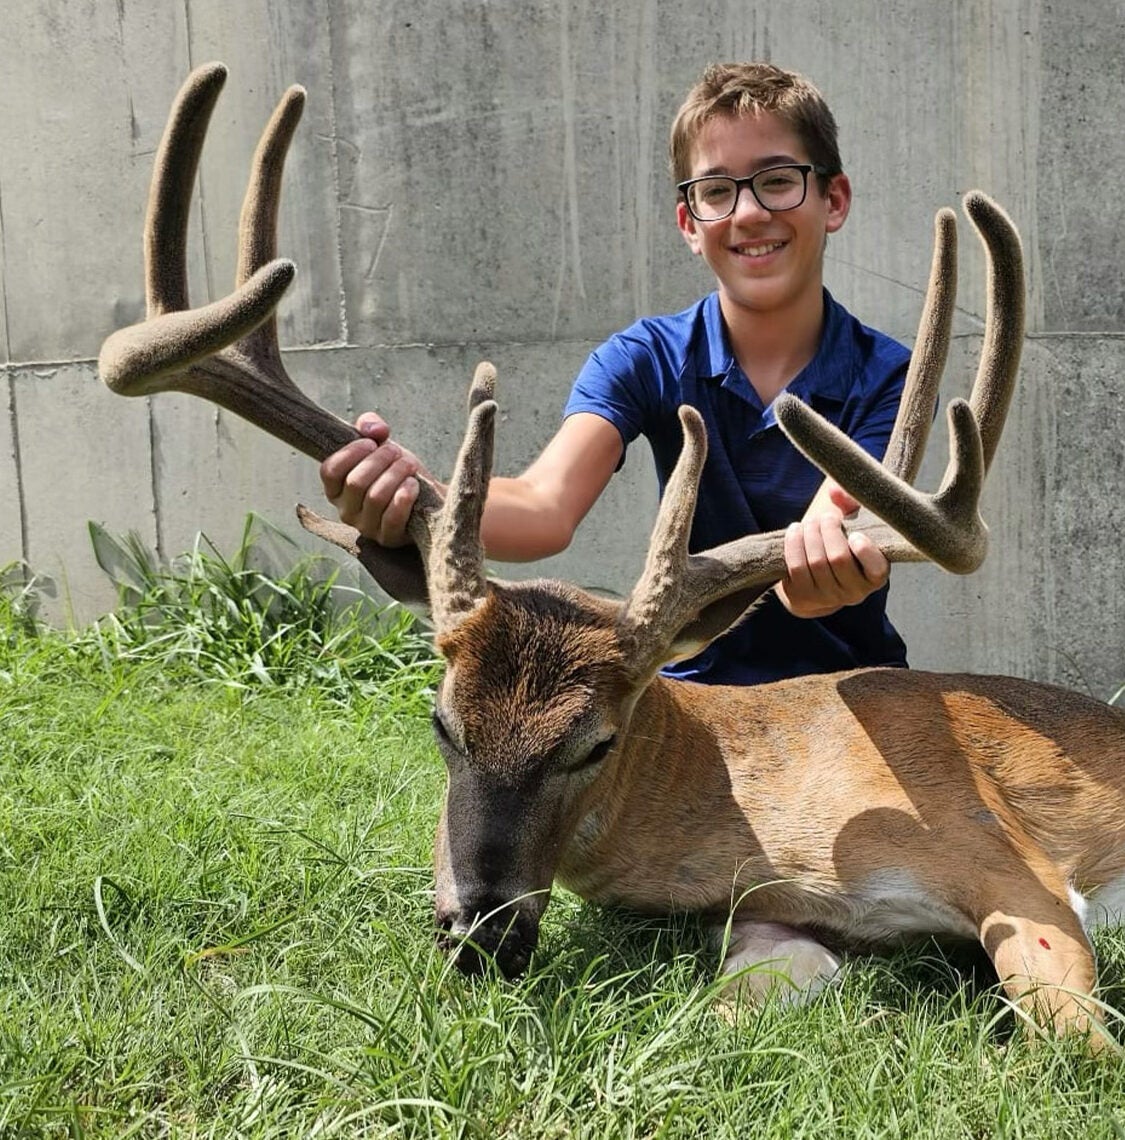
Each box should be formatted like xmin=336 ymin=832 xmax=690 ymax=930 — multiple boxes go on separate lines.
xmin=759 ymin=170 xmax=801 ymax=190
xmin=699 ymin=182 xmax=733 ymax=203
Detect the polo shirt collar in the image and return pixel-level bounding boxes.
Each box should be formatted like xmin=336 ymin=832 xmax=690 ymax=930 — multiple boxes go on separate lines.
xmin=698 ymin=289 xmax=856 ymax=415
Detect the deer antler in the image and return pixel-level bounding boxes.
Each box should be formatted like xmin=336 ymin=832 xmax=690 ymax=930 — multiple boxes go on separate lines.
xmin=99 ymin=64 xmax=357 ymax=461
xmin=618 ymin=192 xmax=1023 ymax=664
xmin=99 ymin=65 xmax=1022 ymax=655
xmin=98 ymin=63 xmax=497 ymax=627
xmin=774 ymin=192 xmax=1021 ymax=575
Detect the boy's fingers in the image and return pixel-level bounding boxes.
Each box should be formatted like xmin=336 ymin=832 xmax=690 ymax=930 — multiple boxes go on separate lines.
xmin=319 ymin=438 xmax=378 ymax=499
xmin=847 ymin=531 xmax=890 ymax=586
xmin=815 ymin=517 xmax=854 ymax=592
xmin=783 ymin=521 xmax=812 ymax=588
xmin=356 ymin=413 xmax=391 ymax=442
xmin=376 ymin=477 xmax=420 ymax=546
xmin=826 ymin=481 xmax=861 ymax=519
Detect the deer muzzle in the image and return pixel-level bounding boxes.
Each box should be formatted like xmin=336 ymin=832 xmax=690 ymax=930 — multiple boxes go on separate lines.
xmin=432 ymin=770 xmax=560 ymax=978
xmin=435 ymin=897 xmax=543 ymax=979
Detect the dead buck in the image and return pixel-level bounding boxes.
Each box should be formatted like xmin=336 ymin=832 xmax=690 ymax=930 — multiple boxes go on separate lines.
xmin=101 ymin=64 xmax=1125 ymax=1048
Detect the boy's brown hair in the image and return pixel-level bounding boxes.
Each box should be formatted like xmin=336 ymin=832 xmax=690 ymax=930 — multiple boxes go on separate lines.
xmin=669 ymin=62 xmax=842 ymax=186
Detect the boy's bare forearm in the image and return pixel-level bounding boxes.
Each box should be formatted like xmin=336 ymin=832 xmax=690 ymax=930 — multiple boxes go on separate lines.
xmin=477 ymin=477 xmax=580 ymax=561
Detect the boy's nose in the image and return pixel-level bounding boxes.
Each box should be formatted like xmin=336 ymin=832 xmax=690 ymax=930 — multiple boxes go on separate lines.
xmin=730 ymin=185 xmax=773 ymax=223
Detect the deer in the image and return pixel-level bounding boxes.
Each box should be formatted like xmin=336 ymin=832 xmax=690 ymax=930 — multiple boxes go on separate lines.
xmin=99 ymin=63 xmax=1125 ymax=1049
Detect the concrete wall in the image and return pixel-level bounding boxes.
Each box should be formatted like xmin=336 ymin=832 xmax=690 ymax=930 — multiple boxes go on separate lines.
xmin=2 ymin=1 xmax=1123 ymax=698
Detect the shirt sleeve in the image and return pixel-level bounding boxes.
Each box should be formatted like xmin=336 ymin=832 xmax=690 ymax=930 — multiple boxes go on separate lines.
xmin=563 ymin=329 xmax=665 ymax=452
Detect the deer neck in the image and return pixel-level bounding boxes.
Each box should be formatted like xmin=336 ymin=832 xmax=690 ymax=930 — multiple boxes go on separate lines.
xmin=556 ymin=675 xmax=752 ymax=905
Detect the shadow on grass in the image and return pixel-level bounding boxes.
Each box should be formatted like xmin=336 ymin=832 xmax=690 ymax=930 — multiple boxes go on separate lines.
xmin=533 ymin=895 xmax=1003 ymax=1006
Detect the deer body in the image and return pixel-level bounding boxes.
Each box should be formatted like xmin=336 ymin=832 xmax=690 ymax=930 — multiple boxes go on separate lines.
xmin=99 ymin=64 xmax=1124 ymax=1046
xmin=560 ymin=668 xmax=1125 ymax=934
xmin=429 ymin=578 xmax=1125 ymax=1032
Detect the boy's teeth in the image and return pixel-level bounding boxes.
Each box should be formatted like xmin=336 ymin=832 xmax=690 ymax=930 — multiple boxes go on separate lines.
xmin=741 ymin=242 xmax=782 ymax=256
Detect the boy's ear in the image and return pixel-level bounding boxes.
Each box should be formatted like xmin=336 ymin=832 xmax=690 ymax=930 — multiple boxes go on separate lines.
xmin=676 ymin=200 xmax=703 ymax=254
xmin=824 ymin=172 xmax=852 ymax=234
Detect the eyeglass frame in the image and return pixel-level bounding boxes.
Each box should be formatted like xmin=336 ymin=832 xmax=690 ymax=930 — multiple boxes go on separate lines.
xmin=676 ymin=163 xmax=831 ymax=221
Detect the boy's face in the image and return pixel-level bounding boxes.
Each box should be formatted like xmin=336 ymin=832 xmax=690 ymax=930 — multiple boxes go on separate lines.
xmin=676 ymin=111 xmax=850 ymax=320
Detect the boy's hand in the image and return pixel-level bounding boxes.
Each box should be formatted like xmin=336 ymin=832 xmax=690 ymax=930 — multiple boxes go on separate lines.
xmin=319 ymin=414 xmax=427 ymax=548
xmin=776 ymin=483 xmax=890 ymax=619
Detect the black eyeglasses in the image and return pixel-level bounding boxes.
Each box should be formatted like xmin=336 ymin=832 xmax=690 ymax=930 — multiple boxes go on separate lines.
xmin=677 ymin=163 xmax=829 ymax=221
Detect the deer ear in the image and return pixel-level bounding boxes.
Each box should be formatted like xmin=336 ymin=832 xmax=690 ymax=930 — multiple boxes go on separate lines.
xmin=295 ymin=504 xmax=431 ymax=612
xmin=661 ymin=587 xmax=765 ymax=664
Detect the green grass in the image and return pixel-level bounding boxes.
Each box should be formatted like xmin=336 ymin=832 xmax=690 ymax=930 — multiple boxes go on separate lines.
xmin=3 ymin=524 xmax=1125 ymax=1137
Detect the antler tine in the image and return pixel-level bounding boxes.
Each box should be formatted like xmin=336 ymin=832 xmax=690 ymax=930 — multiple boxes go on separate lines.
xmin=295 ymin=503 xmax=431 ymax=610
xmin=775 ymin=190 xmax=1022 ymax=574
xmin=145 ymin=62 xmax=227 ymax=316
xmin=427 ymin=362 xmax=498 ymax=633
xmin=963 ymin=191 xmax=1024 ymax=474
xmin=881 ymin=207 xmax=957 ymax=484
xmin=620 ymin=406 xmax=708 ymax=636
xmin=236 ymin=82 xmax=307 ymax=364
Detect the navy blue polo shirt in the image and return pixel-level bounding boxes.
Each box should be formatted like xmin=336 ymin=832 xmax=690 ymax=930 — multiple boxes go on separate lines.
xmin=564 ymin=289 xmax=911 ymax=686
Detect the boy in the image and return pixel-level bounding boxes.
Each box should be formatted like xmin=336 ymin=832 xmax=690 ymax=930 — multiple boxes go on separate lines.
xmin=320 ymin=62 xmax=910 ymax=685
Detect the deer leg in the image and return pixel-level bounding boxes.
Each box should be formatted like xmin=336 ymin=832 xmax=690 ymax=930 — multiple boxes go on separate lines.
xmin=975 ymin=876 xmax=1109 ymax=1050
xmin=713 ymin=919 xmax=841 ymax=1007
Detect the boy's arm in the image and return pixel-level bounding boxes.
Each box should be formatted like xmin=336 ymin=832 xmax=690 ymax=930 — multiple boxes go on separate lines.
xmin=320 ymin=412 xmax=623 ymax=562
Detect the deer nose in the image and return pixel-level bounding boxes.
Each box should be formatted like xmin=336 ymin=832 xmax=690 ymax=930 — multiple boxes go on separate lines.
xmin=435 ymin=903 xmax=540 ymax=979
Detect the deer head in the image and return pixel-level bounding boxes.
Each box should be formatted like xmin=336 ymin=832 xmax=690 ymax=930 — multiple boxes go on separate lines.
xmin=99 ymin=65 xmax=1023 ymax=978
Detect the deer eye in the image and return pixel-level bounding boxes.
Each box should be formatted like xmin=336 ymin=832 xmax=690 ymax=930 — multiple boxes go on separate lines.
xmin=572 ymin=735 xmax=616 ymax=771
xmin=431 ymin=711 xmax=459 ymax=754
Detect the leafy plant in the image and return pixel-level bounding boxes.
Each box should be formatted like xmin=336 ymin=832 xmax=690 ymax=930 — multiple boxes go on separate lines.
xmin=0 ymin=561 xmax=52 ymax=641
xmin=79 ymin=513 xmax=440 ymax=704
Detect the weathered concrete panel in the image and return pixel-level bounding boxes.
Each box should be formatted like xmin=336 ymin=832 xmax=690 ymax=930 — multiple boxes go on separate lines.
xmin=821 ymin=0 xmax=1043 ymax=341
xmin=1037 ymin=0 xmax=1125 ymax=331
xmin=331 ymin=1 xmax=687 ymax=347
xmin=14 ymin=362 xmax=154 ymax=623
xmin=148 ymin=394 xmax=327 ymax=569
xmin=0 ymin=203 xmax=9 ymax=365
xmin=327 ymin=1 xmax=1045 ymax=349
xmin=0 ymin=380 xmax=22 ymax=556
xmin=181 ymin=0 xmax=344 ymax=349
xmin=0 ymin=2 xmax=342 ymax=366
xmin=0 ymin=4 xmax=192 ymax=362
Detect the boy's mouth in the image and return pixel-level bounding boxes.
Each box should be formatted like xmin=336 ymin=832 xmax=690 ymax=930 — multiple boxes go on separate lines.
xmin=731 ymin=240 xmax=786 ymax=259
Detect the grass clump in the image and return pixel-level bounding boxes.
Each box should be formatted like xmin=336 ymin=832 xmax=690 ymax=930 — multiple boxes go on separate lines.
xmin=80 ymin=514 xmax=439 ymax=708
xmin=3 ymin=523 xmax=1125 ymax=1136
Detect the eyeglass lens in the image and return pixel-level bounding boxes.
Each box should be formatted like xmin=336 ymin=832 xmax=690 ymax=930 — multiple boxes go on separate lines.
xmin=684 ymin=166 xmax=809 ymax=220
